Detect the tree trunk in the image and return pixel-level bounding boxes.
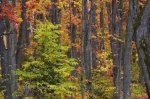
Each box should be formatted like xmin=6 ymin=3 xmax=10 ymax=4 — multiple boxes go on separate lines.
xmin=48 ymin=0 xmax=60 ymax=24
xmin=0 ymin=20 xmax=12 ymax=99
xmin=90 ymin=0 xmax=97 ymax=68
xmin=8 ymin=24 xmax=17 ymax=99
xmin=136 ymin=0 xmax=150 ymax=97
xmin=110 ymin=0 xmax=122 ymax=98
xmin=81 ymin=0 xmax=88 ymax=98
xmin=99 ymin=1 xmax=104 ymax=50
xmin=69 ymin=1 xmax=77 ymax=58
xmin=0 ymin=19 xmax=17 ymax=99
xmin=16 ymin=0 xmax=29 ymax=69
xmin=123 ymin=0 xmax=138 ymax=99
xmin=117 ymin=0 xmax=123 ymax=98
xmin=81 ymin=0 xmax=92 ymax=98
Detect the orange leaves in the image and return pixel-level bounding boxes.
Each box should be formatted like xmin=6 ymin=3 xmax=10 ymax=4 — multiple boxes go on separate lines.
xmin=0 ymin=1 xmax=20 ymax=23
xmin=71 ymin=15 xmax=81 ymax=26
xmin=26 ymin=0 xmax=51 ymax=11
xmin=26 ymin=0 xmax=51 ymax=10
xmin=26 ymin=1 xmax=38 ymax=9
xmin=26 ymin=0 xmax=51 ymax=22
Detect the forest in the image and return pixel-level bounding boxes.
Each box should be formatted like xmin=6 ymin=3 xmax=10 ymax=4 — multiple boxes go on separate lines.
xmin=0 ymin=0 xmax=150 ymax=99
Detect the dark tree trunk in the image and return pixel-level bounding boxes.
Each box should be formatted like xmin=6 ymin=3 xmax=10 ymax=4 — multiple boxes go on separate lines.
xmin=48 ymin=0 xmax=60 ymax=24
xmin=8 ymin=25 xmax=17 ymax=99
xmin=1 ymin=46 xmax=12 ymax=99
xmin=136 ymin=0 xmax=150 ymax=97
xmin=109 ymin=0 xmax=122 ymax=98
xmin=0 ymin=20 xmax=12 ymax=99
xmin=99 ymin=1 xmax=105 ymax=51
xmin=16 ymin=0 xmax=29 ymax=69
xmin=116 ymin=0 xmax=123 ymax=98
xmin=69 ymin=1 xmax=77 ymax=58
xmin=123 ymin=0 xmax=138 ymax=99
xmin=0 ymin=1 xmax=17 ymax=98
xmin=81 ymin=0 xmax=88 ymax=98
xmin=81 ymin=0 xmax=93 ymax=98
xmin=87 ymin=0 xmax=95 ymax=93
xmin=1 ymin=1 xmax=19 ymax=98
xmin=90 ymin=0 xmax=97 ymax=69
xmin=0 ymin=19 xmax=17 ymax=99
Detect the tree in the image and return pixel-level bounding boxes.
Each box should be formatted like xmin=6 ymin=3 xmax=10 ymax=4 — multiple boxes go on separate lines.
xmin=123 ymin=0 xmax=138 ymax=99
xmin=48 ymin=0 xmax=60 ymax=24
xmin=16 ymin=0 xmax=29 ymax=69
xmin=0 ymin=1 xmax=18 ymax=98
xmin=108 ymin=0 xmax=123 ymax=98
xmin=136 ymin=0 xmax=150 ymax=97
xmin=16 ymin=21 xmax=77 ymax=98
xmin=0 ymin=0 xmax=149 ymax=98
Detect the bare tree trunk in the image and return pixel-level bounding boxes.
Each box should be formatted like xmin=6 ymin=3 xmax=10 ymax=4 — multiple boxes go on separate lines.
xmin=87 ymin=0 xmax=94 ymax=93
xmin=8 ymin=23 xmax=17 ymax=99
xmin=1 ymin=46 xmax=12 ymax=99
xmin=117 ymin=0 xmax=123 ymax=98
xmin=123 ymin=0 xmax=138 ymax=99
xmin=81 ymin=0 xmax=93 ymax=98
xmin=0 ymin=19 xmax=17 ymax=99
xmin=0 ymin=20 xmax=12 ymax=99
xmin=90 ymin=0 xmax=97 ymax=68
xmin=16 ymin=0 xmax=29 ymax=69
xmin=69 ymin=0 xmax=77 ymax=58
xmin=0 ymin=1 xmax=17 ymax=98
xmin=136 ymin=0 xmax=150 ymax=97
xmin=109 ymin=0 xmax=122 ymax=98
xmin=48 ymin=0 xmax=60 ymax=24
xmin=99 ymin=1 xmax=104 ymax=50
xmin=81 ymin=0 xmax=88 ymax=98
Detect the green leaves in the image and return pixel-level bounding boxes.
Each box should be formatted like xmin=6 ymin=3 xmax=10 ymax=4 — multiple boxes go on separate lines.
xmin=16 ymin=21 xmax=77 ymax=98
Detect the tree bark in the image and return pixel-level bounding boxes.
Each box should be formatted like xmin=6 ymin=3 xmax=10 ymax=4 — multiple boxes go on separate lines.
xmin=0 ymin=20 xmax=12 ymax=99
xmin=69 ymin=1 xmax=77 ymax=58
xmin=109 ymin=0 xmax=122 ymax=98
xmin=123 ymin=0 xmax=138 ymax=99
xmin=0 ymin=20 xmax=17 ymax=99
xmin=48 ymin=0 xmax=60 ymax=24
xmin=81 ymin=0 xmax=88 ymax=98
xmin=90 ymin=0 xmax=97 ymax=68
xmin=81 ymin=0 xmax=92 ymax=98
xmin=99 ymin=1 xmax=104 ymax=50
xmin=0 ymin=1 xmax=18 ymax=98
xmin=16 ymin=0 xmax=29 ymax=69
xmin=136 ymin=0 xmax=150 ymax=97
xmin=8 ymin=23 xmax=17 ymax=99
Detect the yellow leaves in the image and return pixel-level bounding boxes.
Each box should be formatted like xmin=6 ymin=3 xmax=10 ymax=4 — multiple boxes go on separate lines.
xmin=60 ymin=30 xmax=70 ymax=46
xmin=58 ymin=1 xmax=68 ymax=9
xmin=17 ymin=18 xmax=23 ymax=23
xmin=18 ymin=76 xmax=23 ymax=81
xmin=0 ymin=91 xmax=4 ymax=98
xmin=25 ymin=38 xmax=36 ymax=55
xmin=105 ymin=86 xmax=115 ymax=94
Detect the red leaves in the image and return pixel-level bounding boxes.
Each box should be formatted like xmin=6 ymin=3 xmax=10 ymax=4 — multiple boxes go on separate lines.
xmin=0 ymin=1 xmax=20 ymax=23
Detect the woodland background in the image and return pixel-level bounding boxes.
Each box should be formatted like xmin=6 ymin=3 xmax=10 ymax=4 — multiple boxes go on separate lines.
xmin=0 ymin=0 xmax=150 ymax=99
